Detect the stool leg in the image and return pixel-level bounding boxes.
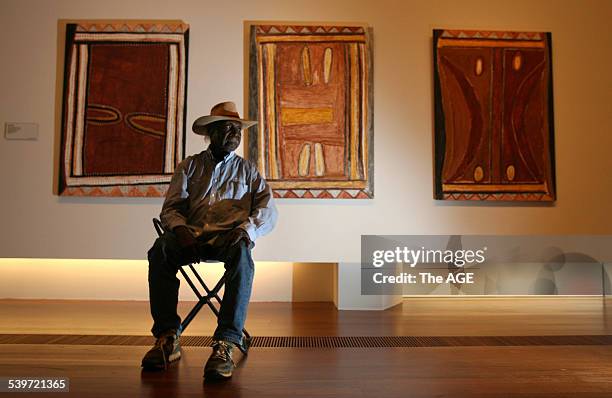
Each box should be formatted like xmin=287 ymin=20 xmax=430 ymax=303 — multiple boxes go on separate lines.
xmin=178 ymin=267 xmax=209 ymax=333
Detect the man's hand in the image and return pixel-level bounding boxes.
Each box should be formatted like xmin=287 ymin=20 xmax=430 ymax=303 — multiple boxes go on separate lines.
xmin=174 ymin=226 xmax=200 ymax=264
xmin=226 ymin=228 xmax=252 ymax=248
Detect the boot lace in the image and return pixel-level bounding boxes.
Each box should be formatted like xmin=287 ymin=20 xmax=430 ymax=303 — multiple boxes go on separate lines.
xmin=211 ymin=341 xmax=233 ymax=362
xmin=154 ymin=330 xmax=176 ymax=349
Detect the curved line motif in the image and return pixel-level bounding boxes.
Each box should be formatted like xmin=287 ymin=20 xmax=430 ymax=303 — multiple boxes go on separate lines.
xmin=86 ymin=104 xmax=122 ymax=125
xmin=437 ymin=67 xmax=456 ymax=178
xmin=440 ymin=56 xmax=484 ymax=182
xmin=508 ymin=59 xmax=546 ymax=181
xmin=125 ymin=113 xmax=167 ymax=138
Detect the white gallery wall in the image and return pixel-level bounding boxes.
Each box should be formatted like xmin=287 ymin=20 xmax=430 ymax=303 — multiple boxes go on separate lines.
xmin=0 ymin=0 xmax=611 ymax=266
xmin=0 ymin=259 xmax=336 ymax=302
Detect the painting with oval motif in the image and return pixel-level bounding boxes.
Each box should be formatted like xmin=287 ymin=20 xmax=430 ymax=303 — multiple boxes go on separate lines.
xmin=433 ymin=29 xmax=556 ymax=201
xmin=247 ymin=24 xmax=374 ymax=199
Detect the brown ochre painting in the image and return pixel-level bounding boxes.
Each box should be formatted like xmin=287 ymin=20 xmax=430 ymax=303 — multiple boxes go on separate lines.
xmin=248 ymin=24 xmax=374 ymax=199
xmin=433 ymin=29 xmax=556 ymax=201
xmin=58 ymin=22 xmax=189 ymax=196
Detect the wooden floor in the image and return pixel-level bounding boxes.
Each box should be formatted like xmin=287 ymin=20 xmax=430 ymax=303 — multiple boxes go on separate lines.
xmin=1 ymin=297 xmax=611 ymax=336
xmin=1 ymin=298 xmax=611 ymax=397
xmin=2 ymin=344 xmax=612 ymax=398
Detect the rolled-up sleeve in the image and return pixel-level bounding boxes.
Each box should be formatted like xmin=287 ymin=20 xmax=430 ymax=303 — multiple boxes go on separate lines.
xmin=160 ymin=159 xmax=190 ymax=232
xmin=238 ymin=169 xmax=278 ymax=242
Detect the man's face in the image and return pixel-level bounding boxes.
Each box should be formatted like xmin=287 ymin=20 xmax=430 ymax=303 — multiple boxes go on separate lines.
xmin=209 ymin=121 xmax=242 ymax=153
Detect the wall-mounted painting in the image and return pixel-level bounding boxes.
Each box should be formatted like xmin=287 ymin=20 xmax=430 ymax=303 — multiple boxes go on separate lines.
xmin=248 ymin=24 xmax=373 ymax=199
xmin=58 ymin=21 xmax=189 ymax=196
xmin=433 ymin=29 xmax=556 ymax=201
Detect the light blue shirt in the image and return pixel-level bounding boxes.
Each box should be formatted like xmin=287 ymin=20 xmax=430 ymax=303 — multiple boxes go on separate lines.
xmin=160 ymin=148 xmax=278 ymax=244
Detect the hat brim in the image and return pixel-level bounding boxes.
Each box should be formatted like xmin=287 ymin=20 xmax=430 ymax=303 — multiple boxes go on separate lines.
xmin=192 ymin=115 xmax=257 ymax=136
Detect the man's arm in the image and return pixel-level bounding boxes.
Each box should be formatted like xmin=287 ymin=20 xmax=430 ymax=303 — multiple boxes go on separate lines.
xmin=160 ymin=160 xmax=190 ymax=232
xmin=237 ymin=169 xmax=278 ymax=243
xmin=160 ymin=159 xmax=200 ymax=262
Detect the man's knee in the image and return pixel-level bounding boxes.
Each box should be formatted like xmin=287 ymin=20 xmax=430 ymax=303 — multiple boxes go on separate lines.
xmin=148 ymin=233 xmax=182 ymax=273
xmin=225 ymin=240 xmax=254 ymax=270
xmin=227 ymin=239 xmax=250 ymax=255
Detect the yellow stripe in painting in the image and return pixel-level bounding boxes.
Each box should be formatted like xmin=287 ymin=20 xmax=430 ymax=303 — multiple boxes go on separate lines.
xmin=264 ymin=43 xmax=279 ymax=179
xmin=281 ymin=108 xmax=333 ymax=126
xmin=359 ymin=43 xmax=367 ymax=181
xmin=257 ymin=43 xmax=266 ymax=174
xmin=349 ymin=43 xmax=359 ymax=180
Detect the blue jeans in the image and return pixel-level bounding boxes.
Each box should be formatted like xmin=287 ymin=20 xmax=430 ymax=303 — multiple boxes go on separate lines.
xmin=147 ymin=231 xmax=254 ymax=345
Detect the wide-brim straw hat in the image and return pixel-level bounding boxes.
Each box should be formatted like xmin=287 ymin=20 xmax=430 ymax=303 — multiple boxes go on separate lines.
xmin=192 ymin=101 xmax=257 ymax=136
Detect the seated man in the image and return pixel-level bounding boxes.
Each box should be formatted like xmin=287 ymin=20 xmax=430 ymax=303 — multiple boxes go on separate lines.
xmin=141 ymin=101 xmax=278 ymax=380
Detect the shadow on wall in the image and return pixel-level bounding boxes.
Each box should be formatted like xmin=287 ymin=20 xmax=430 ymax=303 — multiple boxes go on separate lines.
xmin=402 ymin=237 xmax=606 ymax=296
xmin=604 ymin=263 xmax=612 ymax=296
xmin=533 ymin=251 xmax=601 ymax=295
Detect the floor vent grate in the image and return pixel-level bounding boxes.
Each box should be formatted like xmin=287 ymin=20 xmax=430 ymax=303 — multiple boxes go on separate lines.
xmin=1 ymin=334 xmax=611 ymax=348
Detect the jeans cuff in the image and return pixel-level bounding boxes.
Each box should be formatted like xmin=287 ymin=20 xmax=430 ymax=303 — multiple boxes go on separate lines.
xmin=152 ymin=322 xmax=182 ymax=338
xmin=213 ymin=331 xmax=243 ymax=346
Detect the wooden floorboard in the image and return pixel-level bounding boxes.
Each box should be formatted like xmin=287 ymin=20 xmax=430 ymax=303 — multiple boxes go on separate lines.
xmin=2 ymin=334 xmax=612 ymax=347
xmin=1 ymin=345 xmax=611 ymax=397
xmin=1 ymin=298 xmax=611 ymax=336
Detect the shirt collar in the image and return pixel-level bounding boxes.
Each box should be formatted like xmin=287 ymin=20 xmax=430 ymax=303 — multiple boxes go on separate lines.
xmin=205 ymin=147 xmax=235 ymax=164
